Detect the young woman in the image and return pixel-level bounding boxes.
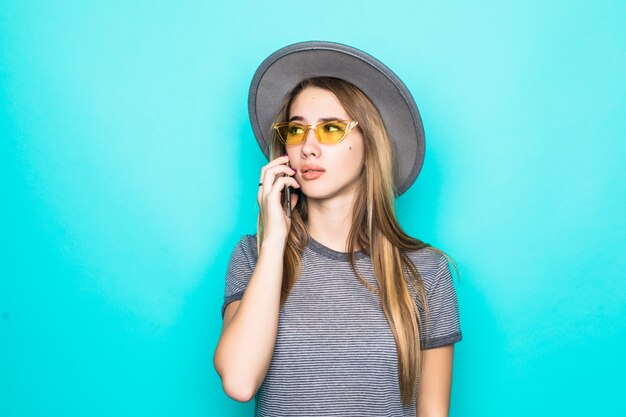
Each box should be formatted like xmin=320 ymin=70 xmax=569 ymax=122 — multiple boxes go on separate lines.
xmin=214 ymin=41 xmax=462 ymax=417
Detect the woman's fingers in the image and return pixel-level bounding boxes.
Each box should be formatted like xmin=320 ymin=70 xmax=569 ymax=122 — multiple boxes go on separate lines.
xmin=258 ymin=155 xmax=290 ymax=184
xmin=258 ymin=161 xmax=296 ymax=203
xmin=264 ymin=176 xmax=300 ymax=202
xmin=257 ymin=155 xmax=289 ymax=203
xmin=263 ymin=165 xmax=296 ymax=194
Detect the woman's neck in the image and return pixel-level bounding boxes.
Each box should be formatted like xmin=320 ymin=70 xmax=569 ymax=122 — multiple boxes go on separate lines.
xmin=305 ymin=196 xmax=361 ymax=253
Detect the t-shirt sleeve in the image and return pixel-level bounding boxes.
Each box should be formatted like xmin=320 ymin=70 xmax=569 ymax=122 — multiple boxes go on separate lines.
xmin=421 ymin=253 xmax=463 ymax=349
xmin=221 ymin=234 xmax=258 ymax=319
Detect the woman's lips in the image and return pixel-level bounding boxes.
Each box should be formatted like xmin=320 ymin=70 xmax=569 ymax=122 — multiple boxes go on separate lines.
xmin=302 ymin=170 xmax=325 ymax=180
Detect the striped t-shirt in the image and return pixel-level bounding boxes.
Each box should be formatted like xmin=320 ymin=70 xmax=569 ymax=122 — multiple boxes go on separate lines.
xmin=221 ymin=234 xmax=462 ymax=417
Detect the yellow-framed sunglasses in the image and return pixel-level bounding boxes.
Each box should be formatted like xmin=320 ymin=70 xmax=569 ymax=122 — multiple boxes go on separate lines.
xmin=271 ymin=120 xmax=359 ymax=145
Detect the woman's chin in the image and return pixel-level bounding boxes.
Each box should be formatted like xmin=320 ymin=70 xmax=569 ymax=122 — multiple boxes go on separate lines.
xmin=300 ymin=187 xmax=333 ymax=201
xmin=301 ymin=186 xmax=356 ymax=202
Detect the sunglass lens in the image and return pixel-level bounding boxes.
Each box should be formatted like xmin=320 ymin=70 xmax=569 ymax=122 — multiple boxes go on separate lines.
xmin=318 ymin=121 xmax=349 ymax=144
xmin=275 ymin=124 xmax=305 ymax=145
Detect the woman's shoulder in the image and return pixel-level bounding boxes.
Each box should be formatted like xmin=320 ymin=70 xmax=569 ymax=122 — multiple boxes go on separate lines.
xmin=239 ymin=232 xmax=258 ymax=248
xmin=229 ymin=233 xmax=259 ymax=262
xmin=403 ymin=245 xmax=450 ymax=288
xmin=404 ymin=244 xmax=443 ymax=264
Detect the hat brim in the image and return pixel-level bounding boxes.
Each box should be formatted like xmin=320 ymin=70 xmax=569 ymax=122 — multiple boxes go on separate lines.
xmin=248 ymin=41 xmax=425 ymax=196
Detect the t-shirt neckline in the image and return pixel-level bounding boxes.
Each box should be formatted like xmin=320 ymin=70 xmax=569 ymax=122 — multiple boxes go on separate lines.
xmin=306 ymin=234 xmax=367 ymax=261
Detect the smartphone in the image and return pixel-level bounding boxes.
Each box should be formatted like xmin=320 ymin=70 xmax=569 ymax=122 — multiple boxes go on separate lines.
xmin=284 ymin=186 xmax=292 ymax=217
xmin=282 ymin=161 xmax=292 ymax=217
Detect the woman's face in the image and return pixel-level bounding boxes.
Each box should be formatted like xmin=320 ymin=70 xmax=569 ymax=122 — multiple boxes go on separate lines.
xmin=287 ymin=86 xmax=365 ymax=202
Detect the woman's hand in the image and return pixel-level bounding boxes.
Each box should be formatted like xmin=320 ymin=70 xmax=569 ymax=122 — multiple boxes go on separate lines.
xmin=257 ymin=155 xmax=301 ymax=243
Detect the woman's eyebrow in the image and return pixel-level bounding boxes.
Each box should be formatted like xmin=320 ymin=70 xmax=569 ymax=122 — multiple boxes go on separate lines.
xmin=288 ymin=116 xmax=341 ymax=123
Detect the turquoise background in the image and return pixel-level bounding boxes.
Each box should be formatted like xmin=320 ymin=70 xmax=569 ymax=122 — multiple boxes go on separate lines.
xmin=2 ymin=1 xmax=625 ymax=416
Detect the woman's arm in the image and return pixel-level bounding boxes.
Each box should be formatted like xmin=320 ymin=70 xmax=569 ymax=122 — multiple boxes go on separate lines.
xmin=416 ymin=345 xmax=455 ymax=417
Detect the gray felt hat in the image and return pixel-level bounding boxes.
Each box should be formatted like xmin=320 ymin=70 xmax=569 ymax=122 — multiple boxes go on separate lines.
xmin=248 ymin=40 xmax=425 ymax=196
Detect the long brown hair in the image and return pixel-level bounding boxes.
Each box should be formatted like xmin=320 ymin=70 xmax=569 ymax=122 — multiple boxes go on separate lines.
xmin=256 ymin=76 xmax=459 ymax=405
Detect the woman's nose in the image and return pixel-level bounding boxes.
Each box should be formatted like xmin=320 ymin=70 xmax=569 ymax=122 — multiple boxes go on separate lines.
xmin=300 ymin=127 xmax=320 ymax=157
